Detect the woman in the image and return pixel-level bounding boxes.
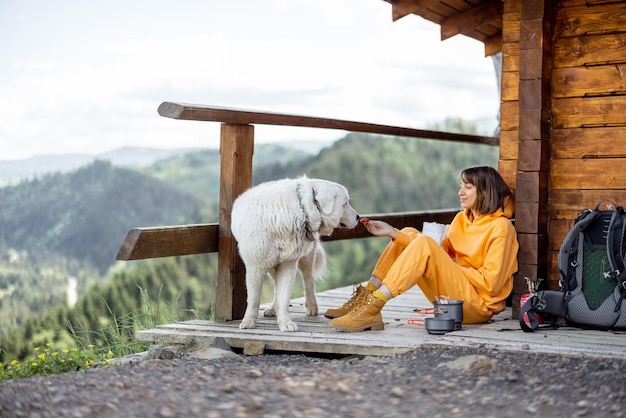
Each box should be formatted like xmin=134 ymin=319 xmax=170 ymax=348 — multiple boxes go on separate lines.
xmin=327 ymin=166 xmax=519 ymax=332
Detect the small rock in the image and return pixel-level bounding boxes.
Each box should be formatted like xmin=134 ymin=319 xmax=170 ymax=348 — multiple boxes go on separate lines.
xmin=243 ymin=342 xmax=266 ymax=356
xmin=506 ymin=372 xmax=519 ymax=382
xmin=148 ymin=346 xmax=177 ymax=360
xmin=440 ymin=355 xmax=498 ymax=373
xmin=389 ymin=387 xmax=405 ymax=398
xmin=189 ymin=348 xmax=240 ymax=360
xmin=336 ymin=382 xmax=350 ymax=393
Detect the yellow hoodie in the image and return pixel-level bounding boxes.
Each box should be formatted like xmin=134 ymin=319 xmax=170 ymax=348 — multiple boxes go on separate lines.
xmin=440 ymin=199 xmax=519 ymax=314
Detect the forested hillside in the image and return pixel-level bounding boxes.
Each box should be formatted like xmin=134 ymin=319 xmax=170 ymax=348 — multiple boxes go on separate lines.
xmin=255 ymin=132 xmax=499 ymax=213
xmin=0 ymin=128 xmax=499 ymax=362
xmin=140 ymin=144 xmax=312 ymax=220
xmin=0 ymin=161 xmax=202 ymax=346
xmin=0 ymin=160 xmax=201 ymax=274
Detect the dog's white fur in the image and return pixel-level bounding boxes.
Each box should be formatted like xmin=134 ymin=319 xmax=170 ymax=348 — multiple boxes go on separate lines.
xmin=231 ymin=177 xmax=359 ymax=332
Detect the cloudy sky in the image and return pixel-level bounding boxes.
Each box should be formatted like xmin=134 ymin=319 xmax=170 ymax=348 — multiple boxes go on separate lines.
xmin=1 ymin=0 xmax=500 ymax=161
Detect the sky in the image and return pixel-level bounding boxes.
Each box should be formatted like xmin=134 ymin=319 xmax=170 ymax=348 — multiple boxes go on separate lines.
xmin=0 ymin=0 xmax=500 ymax=161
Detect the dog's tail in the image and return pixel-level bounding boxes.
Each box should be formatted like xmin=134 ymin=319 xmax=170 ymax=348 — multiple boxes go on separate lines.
xmin=312 ymin=242 xmax=327 ymax=280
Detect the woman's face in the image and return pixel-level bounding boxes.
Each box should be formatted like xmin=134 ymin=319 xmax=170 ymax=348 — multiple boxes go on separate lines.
xmin=459 ymin=180 xmax=477 ymax=212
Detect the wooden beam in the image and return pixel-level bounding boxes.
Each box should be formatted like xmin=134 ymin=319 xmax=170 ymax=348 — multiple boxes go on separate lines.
xmin=391 ymin=0 xmax=440 ymax=22
xmin=116 ymin=210 xmax=460 ymax=261
xmin=116 ymin=224 xmax=217 ymax=260
xmin=158 ymin=102 xmax=499 ymax=146
xmin=484 ymin=34 xmax=503 ymax=57
xmin=441 ymin=0 xmax=503 ymax=41
xmin=216 ymin=123 xmax=254 ymax=321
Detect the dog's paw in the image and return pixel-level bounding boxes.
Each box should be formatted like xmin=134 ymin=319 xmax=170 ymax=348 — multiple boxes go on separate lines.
xmin=278 ymin=320 xmax=298 ymax=332
xmin=263 ymin=308 xmax=277 ymax=317
xmin=305 ymin=305 xmax=318 ymax=316
xmin=239 ymin=318 xmax=257 ymax=329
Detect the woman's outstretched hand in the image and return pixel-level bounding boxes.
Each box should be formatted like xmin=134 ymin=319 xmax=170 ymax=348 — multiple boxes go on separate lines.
xmin=360 ymin=218 xmax=398 ymax=240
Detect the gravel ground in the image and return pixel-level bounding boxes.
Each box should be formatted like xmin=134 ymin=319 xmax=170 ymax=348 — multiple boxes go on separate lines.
xmin=0 ymin=345 xmax=624 ymax=418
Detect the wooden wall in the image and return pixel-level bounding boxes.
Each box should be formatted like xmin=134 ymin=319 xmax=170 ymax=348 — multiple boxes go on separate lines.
xmin=501 ymin=0 xmax=626 ymax=310
xmin=550 ymin=0 xmax=626 ymax=287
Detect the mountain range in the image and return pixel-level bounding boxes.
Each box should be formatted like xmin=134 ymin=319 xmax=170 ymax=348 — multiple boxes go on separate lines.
xmin=0 ymin=140 xmax=333 ymax=186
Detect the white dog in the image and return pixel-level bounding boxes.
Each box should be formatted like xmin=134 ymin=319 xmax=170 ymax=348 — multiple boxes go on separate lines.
xmin=231 ymin=177 xmax=360 ymax=332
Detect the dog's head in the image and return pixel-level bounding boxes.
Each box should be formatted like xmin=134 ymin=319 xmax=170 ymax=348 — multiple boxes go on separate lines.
xmin=305 ymin=179 xmax=359 ymax=236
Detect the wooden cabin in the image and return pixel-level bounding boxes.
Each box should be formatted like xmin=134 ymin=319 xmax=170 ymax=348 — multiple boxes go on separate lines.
xmin=387 ymin=0 xmax=626 ymax=300
xmin=117 ymin=0 xmax=626 ymax=322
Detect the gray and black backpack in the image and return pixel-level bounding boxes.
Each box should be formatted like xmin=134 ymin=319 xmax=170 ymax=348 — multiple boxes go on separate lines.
xmin=520 ymin=200 xmax=626 ymax=332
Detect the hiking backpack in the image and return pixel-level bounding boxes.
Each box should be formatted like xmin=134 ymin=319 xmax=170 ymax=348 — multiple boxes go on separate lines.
xmin=520 ymin=200 xmax=626 ymax=332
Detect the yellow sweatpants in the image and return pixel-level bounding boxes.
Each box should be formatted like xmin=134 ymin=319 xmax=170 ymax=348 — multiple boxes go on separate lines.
xmin=372 ymin=227 xmax=492 ymax=324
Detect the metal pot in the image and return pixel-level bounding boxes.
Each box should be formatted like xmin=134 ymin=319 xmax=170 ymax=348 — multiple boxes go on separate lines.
xmin=424 ymin=317 xmax=456 ymax=335
xmin=434 ymin=300 xmax=464 ymax=330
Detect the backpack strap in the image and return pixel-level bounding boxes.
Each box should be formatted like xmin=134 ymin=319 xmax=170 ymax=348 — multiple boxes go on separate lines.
xmin=607 ymin=205 xmax=626 ymax=302
xmin=558 ymin=207 xmax=599 ymax=292
xmin=519 ymin=291 xmax=563 ymax=332
xmin=519 ymin=294 xmax=541 ymax=332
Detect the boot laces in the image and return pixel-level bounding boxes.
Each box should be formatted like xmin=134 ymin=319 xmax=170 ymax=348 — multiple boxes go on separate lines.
xmin=351 ymin=295 xmax=372 ymax=319
xmin=343 ymin=283 xmax=366 ymax=310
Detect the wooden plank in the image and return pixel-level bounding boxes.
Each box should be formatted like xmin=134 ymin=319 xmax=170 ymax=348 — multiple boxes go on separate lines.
xmin=551 ymin=158 xmax=626 ymax=189
xmin=554 ymin=33 xmax=626 ymax=68
xmin=515 ymin=201 xmax=548 ymax=234
xmin=517 ymin=232 xmax=547 ymax=266
xmin=500 ymin=101 xmax=519 ymax=131
xmin=497 ymin=159 xmax=517 ymax=190
xmin=116 ymin=210 xmax=460 ymax=261
xmin=555 ymin=1 xmax=626 ymax=38
xmin=499 ymin=129 xmax=518 ymax=160
xmin=552 ymin=96 xmax=626 ymax=129
xmin=501 ymin=71 xmax=519 ymax=102
xmin=549 ymin=219 xmax=574 ymax=252
xmin=135 ymin=283 xmax=626 ymax=359
xmin=516 ymin=170 xmax=548 ymax=204
xmin=502 ymin=41 xmax=520 ymax=73
xmin=553 ymin=65 xmax=626 ymax=99
xmin=157 ymin=102 xmax=499 ymax=146
xmin=434 ymin=320 xmax=626 ymax=358
xmin=116 ymin=224 xmax=217 ymax=260
xmin=551 ymin=127 xmax=626 ymax=159
xmin=517 ymin=138 xmax=549 ymax=171
xmin=502 ymin=0 xmax=521 ymax=44
xmin=548 ymin=189 xmax=626 ymax=220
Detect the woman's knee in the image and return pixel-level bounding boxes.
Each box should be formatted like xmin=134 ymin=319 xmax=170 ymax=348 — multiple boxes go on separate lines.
xmin=400 ymin=227 xmax=420 ymax=235
xmin=410 ymin=233 xmax=439 ymax=249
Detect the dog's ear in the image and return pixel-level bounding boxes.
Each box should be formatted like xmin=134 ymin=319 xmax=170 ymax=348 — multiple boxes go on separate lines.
xmin=313 ymin=189 xmax=336 ymax=215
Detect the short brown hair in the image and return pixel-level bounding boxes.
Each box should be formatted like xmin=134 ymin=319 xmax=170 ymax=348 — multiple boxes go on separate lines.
xmin=460 ymin=166 xmax=513 ymax=215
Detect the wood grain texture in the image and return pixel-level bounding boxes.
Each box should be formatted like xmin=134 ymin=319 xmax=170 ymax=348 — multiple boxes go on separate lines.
xmin=117 ymin=211 xmax=460 ymax=261
xmin=157 ymin=102 xmax=499 ymax=146
xmin=135 ymin=283 xmax=626 ymax=359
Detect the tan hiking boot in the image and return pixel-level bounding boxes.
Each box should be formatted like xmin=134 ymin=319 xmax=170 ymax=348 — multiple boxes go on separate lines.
xmin=330 ymin=294 xmax=385 ymax=332
xmin=324 ymin=284 xmax=370 ymax=319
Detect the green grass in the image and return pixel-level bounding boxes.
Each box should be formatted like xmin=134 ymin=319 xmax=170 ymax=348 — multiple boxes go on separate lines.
xmin=0 ymin=343 xmax=115 ymax=380
xmin=0 ymin=285 xmax=209 ymax=381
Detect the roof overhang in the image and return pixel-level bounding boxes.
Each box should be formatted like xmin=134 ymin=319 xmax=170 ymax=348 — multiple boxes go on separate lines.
xmin=384 ymin=0 xmax=503 ymax=56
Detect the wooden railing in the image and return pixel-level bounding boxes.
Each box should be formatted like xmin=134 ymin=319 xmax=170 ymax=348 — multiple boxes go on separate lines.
xmin=116 ymin=102 xmax=498 ymax=320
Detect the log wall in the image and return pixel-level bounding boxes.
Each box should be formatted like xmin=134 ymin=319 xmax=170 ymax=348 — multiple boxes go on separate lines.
xmin=549 ymin=0 xmax=626 ymax=287
xmin=501 ymin=0 xmax=626 ymax=308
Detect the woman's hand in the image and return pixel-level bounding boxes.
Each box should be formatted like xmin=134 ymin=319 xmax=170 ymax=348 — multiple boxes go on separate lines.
xmin=360 ymin=218 xmax=397 ymax=240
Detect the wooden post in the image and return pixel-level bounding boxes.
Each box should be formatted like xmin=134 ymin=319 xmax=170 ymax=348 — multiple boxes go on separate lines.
xmin=513 ymin=0 xmax=554 ymax=315
xmin=216 ymin=123 xmax=254 ymax=320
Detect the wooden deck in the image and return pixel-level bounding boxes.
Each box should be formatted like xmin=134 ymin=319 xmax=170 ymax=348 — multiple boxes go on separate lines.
xmin=135 ymin=283 xmax=626 ymax=359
